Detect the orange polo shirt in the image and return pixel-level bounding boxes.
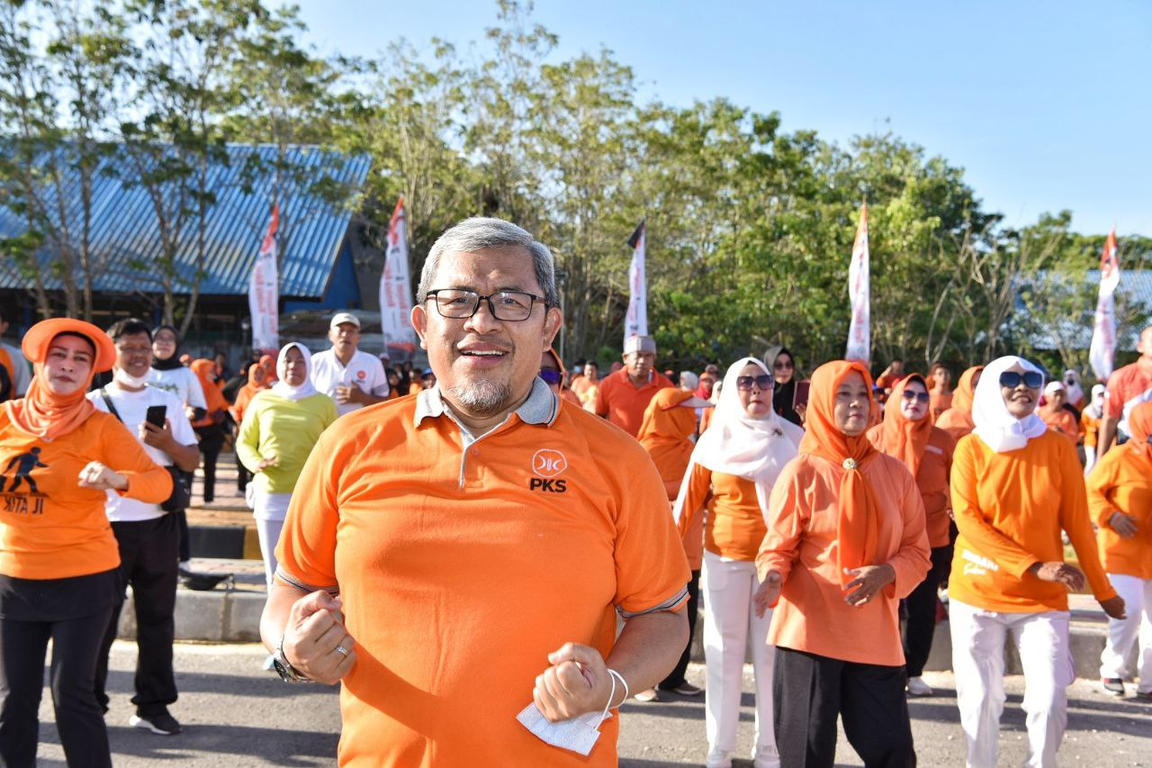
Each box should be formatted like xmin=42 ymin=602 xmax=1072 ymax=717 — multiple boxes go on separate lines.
xmin=0 ymin=409 xmax=172 ymax=579
xmin=867 ymin=424 xmax=955 ymax=548
xmin=678 ymin=467 xmax=764 ymax=562
xmin=757 ymin=453 xmax=929 ymax=666
xmin=1086 ymin=444 xmax=1152 ymax=580
xmin=949 ymin=431 xmax=1116 ymax=613
xmin=275 ymin=380 xmax=690 ymax=767
xmin=1105 ymin=358 xmax=1152 ymax=436
xmin=594 ymin=369 xmax=672 ymax=437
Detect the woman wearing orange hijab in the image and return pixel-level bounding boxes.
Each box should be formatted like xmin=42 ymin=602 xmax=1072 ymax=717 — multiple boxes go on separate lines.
xmin=0 ymin=319 xmax=172 ymax=767
xmin=190 ymin=359 xmax=229 ymax=505
xmin=231 ymin=363 xmax=270 ymax=493
xmin=935 ymin=365 xmax=983 ymax=441
xmin=1086 ymin=400 xmax=1152 ymax=700
xmin=636 ymin=386 xmax=711 ymax=702
xmin=755 ymin=360 xmax=930 ymax=768
xmin=867 ymin=374 xmax=956 ymax=697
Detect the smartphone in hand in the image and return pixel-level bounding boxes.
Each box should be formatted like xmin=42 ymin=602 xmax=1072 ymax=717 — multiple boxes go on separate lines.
xmin=793 ymin=380 xmax=811 ymax=410
xmin=145 ymin=404 xmax=167 ymax=429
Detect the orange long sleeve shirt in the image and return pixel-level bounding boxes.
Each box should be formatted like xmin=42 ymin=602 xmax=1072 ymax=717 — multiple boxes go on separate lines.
xmin=1086 ymin=444 xmax=1152 ymax=580
xmin=0 ymin=409 xmax=172 ymax=579
xmin=948 ymin=430 xmax=1117 ymax=613
xmin=866 ymin=424 xmax=955 ymax=548
xmin=756 ymin=454 xmax=931 ymax=666
xmin=678 ymin=467 xmax=767 ymax=562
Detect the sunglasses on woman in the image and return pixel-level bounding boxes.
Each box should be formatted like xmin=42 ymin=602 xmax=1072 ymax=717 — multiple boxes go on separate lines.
xmin=998 ymin=371 xmax=1043 ymax=390
xmin=736 ymin=374 xmax=774 ymax=391
xmin=901 ymin=390 xmax=930 ymax=403
xmin=538 ymin=369 xmax=563 ymax=385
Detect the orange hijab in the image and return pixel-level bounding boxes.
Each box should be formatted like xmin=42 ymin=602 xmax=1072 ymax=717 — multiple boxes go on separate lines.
xmin=1127 ymin=400 xmax=1152 ymax=467
xmin=5 ymin=318 xmax=116 ymax=441
xmin=873 ymin=374 xmax=933 ymax=478
xmin=950 ymin=366 xmax=982 ymax=417
xmin=191 ymin=359 xmax=229 ymax=415
xmin=799 ymin=360 xmax=881 ymax=588
xmin=637 ymin=388 xmax=699 ymax=480
xmin=260 ymin=354 xmax=277 ymax=384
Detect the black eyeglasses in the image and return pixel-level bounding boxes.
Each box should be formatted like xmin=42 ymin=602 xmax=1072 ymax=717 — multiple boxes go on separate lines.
xmin=999 ymin=371 xmax=1043 ymax=390
xmin=425 ymin=289 xmax=547 ymax=322
xmin=538 ymin=369 xmax=563 ymax=385
xmin=901 ymin=390 xmax=930 ymax=403
xmin=736 ymin=374 xmax=774 ymax=391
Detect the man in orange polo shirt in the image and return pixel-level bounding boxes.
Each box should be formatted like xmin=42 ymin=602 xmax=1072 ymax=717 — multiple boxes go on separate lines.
xmin=259 ymin=217 xmax=690 ymax=767
xmin=594 ymin=335 xmax=672 ymax=437
xmin=1098 ymin=324 xmax=1152 ymax=459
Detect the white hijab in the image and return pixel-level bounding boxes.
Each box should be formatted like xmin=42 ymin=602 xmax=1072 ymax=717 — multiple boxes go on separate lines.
xmin=972 ymin=355 xmax=1048 ymax=453
xmin=1063 ymin=369 xmax=1085 ymax=406
xmin=673 ymin=357 xmax=803 ymax=524
xmin=271 ymin=342 xmax=319 ymax=402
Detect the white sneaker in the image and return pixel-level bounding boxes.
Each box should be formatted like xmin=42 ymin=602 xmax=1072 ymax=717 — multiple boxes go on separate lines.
xmin=705 ymin=746 xmax=733 ymax=768
xmin=906 ymin=676 xmax=933 ymax=697
xmin=753 ymin=743 xmax=781 ymax=768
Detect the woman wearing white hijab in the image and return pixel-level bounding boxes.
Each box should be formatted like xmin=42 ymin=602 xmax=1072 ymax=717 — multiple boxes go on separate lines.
xmin=673 ymin=357 xmax=803 ymax=768
xmin=948 ymin=355 xmax=1125 ymax=768
xmin=236 ymin=343 xmax=338 ymax=584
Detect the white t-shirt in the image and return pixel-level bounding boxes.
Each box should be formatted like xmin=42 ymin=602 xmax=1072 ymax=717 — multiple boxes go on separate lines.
xmin=148 ymin=366 xmax=207 ymax=411
xmin=2 ymin=341 xmax=31 ymax=396
xmin=88 ymin=384 xmax=197 ymax=522
xmin=310 ymin=348 xmax=390 ymax=417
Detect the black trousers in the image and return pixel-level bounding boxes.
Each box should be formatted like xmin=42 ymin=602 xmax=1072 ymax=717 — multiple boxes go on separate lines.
xmin=774 ymin=647 xmax=915 ymax=768
xmin=95 ymin=514 xmax=180 ymax=718
xmin=903 ymin=544 xmax=952 ymax=678
xmin=658 ymin=569 xmax=701 ymax=690
xmin=0 ymin=610 xmax=114 ymax=768
xmin=194 ymin=423 xmax=225 ymax=503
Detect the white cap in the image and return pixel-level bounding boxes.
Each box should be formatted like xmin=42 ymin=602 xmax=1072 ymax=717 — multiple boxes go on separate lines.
xmin=623 ymin=335 xmax=656 ymax=355
xmin=330 ymin=312 xmax=360 ymax=329
xmin=1043 ymin=381 xmax=1066 ymax=396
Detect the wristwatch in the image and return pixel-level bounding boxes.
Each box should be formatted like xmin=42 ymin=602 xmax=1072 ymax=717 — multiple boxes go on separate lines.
xmin=267 ymin=634 xmax=313 ymax=683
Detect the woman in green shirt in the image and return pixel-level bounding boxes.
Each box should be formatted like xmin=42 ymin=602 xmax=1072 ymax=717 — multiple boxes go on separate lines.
xmin=237 ymin=343 xmax=338 ymax=585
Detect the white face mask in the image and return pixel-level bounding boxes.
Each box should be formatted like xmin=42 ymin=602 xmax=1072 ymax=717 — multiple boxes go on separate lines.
xmin=113 ymin=366 xmax=151 ymax=389
xmin=515 ymin=704 xmax=611 ymax=757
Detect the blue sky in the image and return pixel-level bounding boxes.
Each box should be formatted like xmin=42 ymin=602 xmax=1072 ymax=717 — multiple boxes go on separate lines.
xmin=286 ymin=1 xmax=1152 ymax=237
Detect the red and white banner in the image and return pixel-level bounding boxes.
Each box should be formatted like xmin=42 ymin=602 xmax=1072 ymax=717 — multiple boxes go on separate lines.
xmin=845 ymin=202 xmax=870 ymax=363
xmin=248 ymin=203 xmax=279 ymax=352
xmin=1088 ymin=228 xmax=1120 ymax=381
xmin=625 ymin=220 xmax=647 ymax=339
xmin=379 ymin=197 xmax=416 ymax=355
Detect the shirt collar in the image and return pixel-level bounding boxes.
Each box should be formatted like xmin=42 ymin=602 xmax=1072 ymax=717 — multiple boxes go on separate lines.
xmin=414 ymin=376 xmax=559 ymax=430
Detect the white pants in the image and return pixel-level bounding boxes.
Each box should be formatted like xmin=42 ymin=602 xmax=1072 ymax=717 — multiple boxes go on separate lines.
xmin=702 ymin=551 xmax=775 ymax=754
xmin=252 ymin=490 xmax=291 ymax=587
xmin=1099 ymin=573 xmax=1152 ymax=692
xmin=950 ymin=599 xmax=1073 ymax=768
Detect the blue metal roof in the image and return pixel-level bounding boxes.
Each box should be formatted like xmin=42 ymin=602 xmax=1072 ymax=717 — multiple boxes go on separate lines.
xmin=1021 ymin=269 xmax=1152 ymax=350
xmin=0 ymin=144 xmax=370 ymax=299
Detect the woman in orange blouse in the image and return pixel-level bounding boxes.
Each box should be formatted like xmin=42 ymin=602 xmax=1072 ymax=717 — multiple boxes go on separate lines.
xmin=1086 ymin=400 xmax=1152 ymax=700
xmin=637 ymin=387 xmax=711 ymax=701
xmin=755 ymin=360 xmax=930 ymax=768
xmin=948 ymin=355 xmax=1124 ymax=768
xmin=867 ymin=374 xmax=955 ymax=697
xmin=675 ymin=358 xmax=803 ymax=768
xmin=936 ymin=365 xmax=983 ymax=442
xmin=0 ymin=319 xmax=172 ymax=767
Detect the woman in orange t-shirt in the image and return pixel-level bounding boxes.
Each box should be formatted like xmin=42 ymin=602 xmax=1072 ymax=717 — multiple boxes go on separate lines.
xmin=675 ymin=358 xmax=803 ymax=768
xmin=755 ymin=360 xmax=930 ymax=768
xmin=637 ymin=386 xmax=711 ymax=701
xmin=0 ymin=319 xmax=172 ymax=767
xmin=948 ymin=355 xmax=1124 ymax=768
xmin=936 ymin=365 xmax=983 ymax=442
xmin=867 ymin=374 xmax=955 ymax=697
xmin=1086 ymin=400 xmax=1152 ymax=699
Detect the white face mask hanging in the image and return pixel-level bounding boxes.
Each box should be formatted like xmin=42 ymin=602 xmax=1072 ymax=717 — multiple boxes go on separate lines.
xmin=113 ymin=367 xmax=151 ymax=389
xmin=514 ymin=668 xmax=627 ymax=757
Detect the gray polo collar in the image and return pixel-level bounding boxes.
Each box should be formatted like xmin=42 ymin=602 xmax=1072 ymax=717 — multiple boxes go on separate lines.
xmin=414 ymin=377 xmax=559 ymax=436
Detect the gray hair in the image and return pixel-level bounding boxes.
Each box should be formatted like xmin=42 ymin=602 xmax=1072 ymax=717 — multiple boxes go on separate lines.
xmin=416 ymin=217 xmax=559 ymax=308
xmin=679 ymin=371 xmax=699 ymax=391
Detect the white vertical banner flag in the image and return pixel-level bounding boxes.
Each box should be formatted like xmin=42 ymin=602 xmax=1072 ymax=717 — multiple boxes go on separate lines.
xmin=248 ymin=203 xmax=279 ymax=352
xmin=379 ymin=197 xmax=417 ymax=355
xmin=845 ymin=202 xmax=870 ymax=363
xmin=625 ymin=220 xmax=647 ymax=339
xmin=1088 ymin=228 xmax=1120 ymax=381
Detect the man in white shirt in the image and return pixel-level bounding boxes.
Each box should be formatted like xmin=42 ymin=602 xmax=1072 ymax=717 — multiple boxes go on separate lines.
xmin=88 ymin=318 xmax=200 ymax=737
xmin=310 ymin=312 xmax=390 ymax=417
xmin=0 ymin=306 xmax=32 ymax=399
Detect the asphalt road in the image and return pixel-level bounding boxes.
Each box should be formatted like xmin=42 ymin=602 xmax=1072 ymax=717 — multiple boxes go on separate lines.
xmin=31 ymin=642 xmax=1152 ymax=766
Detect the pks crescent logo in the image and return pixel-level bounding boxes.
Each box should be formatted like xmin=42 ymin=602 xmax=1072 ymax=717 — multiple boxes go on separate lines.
xmin=532 ymin=449 xmax=568 ymax=479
